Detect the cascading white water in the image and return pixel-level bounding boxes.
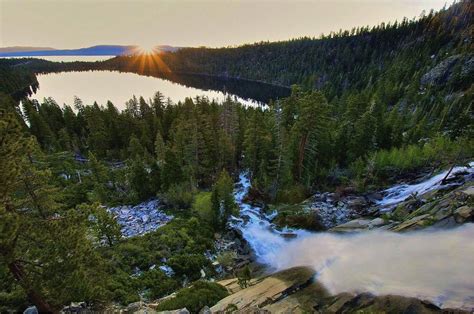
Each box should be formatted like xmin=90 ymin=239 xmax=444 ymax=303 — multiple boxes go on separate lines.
xmin=377 ymin=161 xmax=474 ymax=209
xmin=230 ymin=173 xmax=311 ymax=264
xmin=232 ymin=169 xmax=474 ymax=310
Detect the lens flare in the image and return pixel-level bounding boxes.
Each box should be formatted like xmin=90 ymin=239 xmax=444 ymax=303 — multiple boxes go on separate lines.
xmin=137 ymin=43 xmax=157 ymax=54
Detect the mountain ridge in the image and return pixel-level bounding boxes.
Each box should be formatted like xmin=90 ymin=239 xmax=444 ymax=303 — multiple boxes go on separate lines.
xmin=0 ymin=44 xmax=180 ymax=57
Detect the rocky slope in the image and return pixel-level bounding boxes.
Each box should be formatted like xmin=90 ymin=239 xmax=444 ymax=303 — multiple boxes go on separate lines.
xmin=273 ymin=162 xmax=474 ymax=233
xmin=219 ymin=164 xmax=474 ymax=312
xmin=211 ymin=267 xmax=468 ymax=314
xmin=329 ymin=164 xmax=473 ymax=233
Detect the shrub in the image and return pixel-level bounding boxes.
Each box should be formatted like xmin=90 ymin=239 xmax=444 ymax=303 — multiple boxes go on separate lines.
xmin=138 ymin=269 xmax=180 ymax=300
xmin=192 ymin=192 xmax=213 ymax=223
xmin=168 ymin=254 xmax=211 ymax=281
xmin=274 ymin=209 xmax=324 ymax=231
xmin=155 ymin=281 xmax=228 ymax=313
xmin=163 ymin=183 xmax=196 ymax=210
xmin=216 ymin=251 xmax=237 ymax=269
xmin=275 ymin=184 xmax=308 ymax=204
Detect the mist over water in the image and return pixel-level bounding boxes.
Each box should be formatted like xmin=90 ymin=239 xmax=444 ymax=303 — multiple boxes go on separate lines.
xmin=267 ymin=225 xmax=474 ymax=309
xmin=232 ymin=172 xmax=474 ymax=310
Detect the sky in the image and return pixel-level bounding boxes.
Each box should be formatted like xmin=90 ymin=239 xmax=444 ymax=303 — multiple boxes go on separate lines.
xmin=1 ymin=0 xmax=448 ymax=49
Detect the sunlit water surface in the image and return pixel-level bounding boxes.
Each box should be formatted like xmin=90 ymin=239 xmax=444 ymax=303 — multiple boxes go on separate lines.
xmin=31 ymin=71 xmax=261 ymax=108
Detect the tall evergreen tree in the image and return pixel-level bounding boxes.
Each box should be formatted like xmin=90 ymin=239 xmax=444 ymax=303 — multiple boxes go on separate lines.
xmin=0 ymin=111 xmax=108 ymax=311
xmin=211 ymin=170 xmax=236 ymax=230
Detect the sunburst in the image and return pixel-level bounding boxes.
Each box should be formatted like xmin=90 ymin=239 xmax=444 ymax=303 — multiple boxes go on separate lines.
xmin=126 ymin=44 xmax=172 ymax=75
xmin=136 ymin=43 xmax=157 ymax=55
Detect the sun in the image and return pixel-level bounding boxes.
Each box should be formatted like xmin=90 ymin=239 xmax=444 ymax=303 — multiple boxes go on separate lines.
xmin=136 ymin=43 xmax=157 ymax=55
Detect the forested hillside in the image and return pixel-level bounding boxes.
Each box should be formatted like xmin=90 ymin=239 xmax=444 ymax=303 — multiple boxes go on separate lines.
xmin=0 ymin=61 xmax=38 ymax=99
xmin=159 ymin=1 xmax=472 ymax=91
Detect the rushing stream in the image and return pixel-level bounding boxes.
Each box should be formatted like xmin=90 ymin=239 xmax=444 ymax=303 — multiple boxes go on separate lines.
xmin=231 ymin=166 xmax=474 ymax=310
xmin=377 ymin=161 xmax=474 ymax=209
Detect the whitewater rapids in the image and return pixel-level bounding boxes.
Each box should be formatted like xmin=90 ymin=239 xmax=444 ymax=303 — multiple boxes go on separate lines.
xmin=231 ymin=169 xmax=474 ymax=310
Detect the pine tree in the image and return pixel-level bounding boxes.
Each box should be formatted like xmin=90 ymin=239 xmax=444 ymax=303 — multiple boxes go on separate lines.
xmin=289 ymin=91 xmax=331 ymax=185
xmin=211 ymin=170 xmax=236 ymax=230
xmin=0 ymin=111 xmax=109 ymax=311
xmin=154 ymin=130 xmax=166 ymax=165
xmin=88 ymin=153 xmax=112 ymax=203
xmin=88 ymin=204 xmax=122 ymax=247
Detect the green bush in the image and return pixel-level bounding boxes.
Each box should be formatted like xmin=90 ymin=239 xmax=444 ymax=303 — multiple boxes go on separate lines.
xmin=372 ymin=136 xmax=473 ymax=174
xmin=273 ymin=206 xmax=324 ymax=231
xmin=102 ymin=218 xmax=215 ymax=305
xmin=163 ymin=183 xmax=197 ymax=210
xmin=275 ymin=184 xmax=308 ymax=204
xmin=168 ymin=254 xmax=211 ymax=281
xmin=138 ymin=269 xmax=180 ymax=300
xmin=155 ymin=281 xmax=228 ymax=313
xmin=192 ymin=192 xmax=213 ymax=223
xmin=216 ymin=251 xmax=237 ymax=269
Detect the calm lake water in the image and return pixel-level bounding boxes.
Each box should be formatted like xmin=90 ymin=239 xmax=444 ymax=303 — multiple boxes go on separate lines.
xmin=5 ymin=55 xmax=290 ymax=107
xmin=31 ymin=71 xmax=282 ymax=108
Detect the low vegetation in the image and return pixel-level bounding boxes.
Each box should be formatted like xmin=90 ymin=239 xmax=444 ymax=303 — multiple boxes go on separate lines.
xmin=155 ymin=281 xmax=229 ymax=313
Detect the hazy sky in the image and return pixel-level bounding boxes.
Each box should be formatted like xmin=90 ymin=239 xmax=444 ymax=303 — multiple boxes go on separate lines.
xmin=1 ymin=0 xmax=447 ymax=49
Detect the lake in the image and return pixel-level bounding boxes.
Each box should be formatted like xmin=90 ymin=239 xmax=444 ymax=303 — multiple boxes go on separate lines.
xmin=31 ymin=70 xmax=290 ymax=109
xmin=4 ymin=55 xmax=290 ymax=107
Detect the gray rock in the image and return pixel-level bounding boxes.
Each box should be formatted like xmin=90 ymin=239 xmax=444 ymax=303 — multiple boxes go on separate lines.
xmin=23 ymin=306 xmax=38 ymax=314
xmin=368 ymin=217 xmax=385 ymax=228
xmin=461 ymin=186 xmax=474 ymax=196
xmin=330 ymin=219 xmax=372 ymax=232
xmin=280 ymin=232 xmax=298 ymax=239
xmin=421 ymin=54 xmax=474 ymax=87
xmin=159 ymin=265 xmax=175 ymax=277
xmin=157 ymin=308 xmax=190 ymax=314
xmin=126 ymin=301 xmax=143 ymax=313
xmin=429 ymin=216 xmax=458 ymax=229
xmin=421 ymin=54 xmax=461 ymax=86
xmin=199 ymin=306 xmax=212 ymax=314
xmin=366 ymin=192 xmax=383 ymax=202
xmin=454 ymin=205 xmax=473 ymax=223
xmin=107 ymin=199 xmax=173 ymax=238
xmin=346 ymin=196 xmax=368 ymax=208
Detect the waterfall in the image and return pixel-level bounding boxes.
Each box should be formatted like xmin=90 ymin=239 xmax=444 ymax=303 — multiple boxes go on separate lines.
xmin=230 ymin=169 xmax=474 ymax=310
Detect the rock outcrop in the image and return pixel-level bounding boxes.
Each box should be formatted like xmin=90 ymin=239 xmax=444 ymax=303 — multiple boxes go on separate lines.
xmin=385 ymin=181 xmax=473 ymax=232
xmin=211 ymin=267 xmax=469 ymax=313
xmin=421 ymin=54 xmax=474 ymax=86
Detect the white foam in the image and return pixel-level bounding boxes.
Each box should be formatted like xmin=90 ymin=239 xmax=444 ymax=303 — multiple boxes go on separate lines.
xmin=377 ymin=162 xmax=473 ymax=208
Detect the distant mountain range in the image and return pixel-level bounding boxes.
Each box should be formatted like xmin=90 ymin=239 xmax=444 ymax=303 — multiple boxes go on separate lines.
xmin=0 ymin=46 xmax=56 ymax=53
xmin=0 ymin=45 xmax=180 ymax=57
